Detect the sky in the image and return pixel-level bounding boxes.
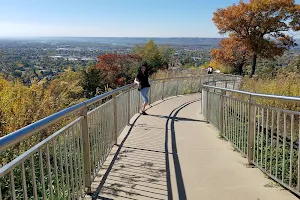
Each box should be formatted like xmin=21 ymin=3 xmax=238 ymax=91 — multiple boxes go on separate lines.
xmin=0 ymin=0 xmax=299 ymax=38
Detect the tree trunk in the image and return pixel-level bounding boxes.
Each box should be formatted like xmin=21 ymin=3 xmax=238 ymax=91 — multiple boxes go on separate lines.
xmin=237 ymin=63 xmax=243 ymax=75
xmin=250 ymin=54 xmax=257 ymax=78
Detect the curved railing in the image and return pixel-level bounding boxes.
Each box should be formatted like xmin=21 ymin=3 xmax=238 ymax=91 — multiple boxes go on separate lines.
xmin=202 ymin=77 xmax=300 ymax=196
xmin=0 ymin=74 xmax=238 ymax=200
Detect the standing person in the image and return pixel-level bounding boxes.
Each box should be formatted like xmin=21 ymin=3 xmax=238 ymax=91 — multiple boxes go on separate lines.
xmin=134 ymin=63 xmax=150 ymax=115
xmin=208 ymin=66 xmax=213 ymax=74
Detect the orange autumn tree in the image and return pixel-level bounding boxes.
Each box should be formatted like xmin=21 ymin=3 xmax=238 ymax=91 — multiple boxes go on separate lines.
xmin=211 ymin=37 xmax=251 ymax=75
xmin=290 ymin=4 xmax=300 ymax=31
xmin=97 ymin=54 xmax=141 ymax=88
xmin=213 ymin=0 xmax=299 ymax=77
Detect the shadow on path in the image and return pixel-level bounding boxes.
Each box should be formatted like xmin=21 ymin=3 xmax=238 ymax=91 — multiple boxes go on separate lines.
xmin=91 ymin=97 xmax=200 ymax=200
xmin=165 ymin=99 xmax=200 ymax=200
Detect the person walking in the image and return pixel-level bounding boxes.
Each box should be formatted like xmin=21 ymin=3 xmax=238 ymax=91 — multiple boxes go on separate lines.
xmin=134 ymin=63 xmax=150 ymax=115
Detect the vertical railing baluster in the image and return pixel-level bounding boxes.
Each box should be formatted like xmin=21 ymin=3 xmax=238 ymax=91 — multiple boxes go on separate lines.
xmin=21 ymin=161 xmax=28 ymax=200
xmin=128 ymin=89 xmax=131 ymax=124
xmin=270 ymin=110 xmax=274 ymax=175
xmin=0 ymin=183 xmax=2 ymax=200
xmin=52 ymin=140 xmax=59 ymax=199
xmin=247 ymin=95 xmax=255 ymax=165
xmin=206 ymin=88 xmax=209 ymax=123
xmin=265 ymin=109 xmax=269 ymax=170
xmin=238 ymin=101 xmax=241 ymax=150
xmin=31 ymin=155 xmax=38 ymax=200
xmin=243 ymin=102 xmax=246 ymax=154
xmin=149 ymin=82 xmax=153 ymax=104
xmin=229 ymin=98 xmax=232 ymax=141
xmin=76 ymin=123 xmax=83 ymax=197
xmin=276 ymin=111 xmax=280 ymax=178
xmin=58 ymin=136 xmax=65 ymax=199
xmin=198 ymin=77 xmax=202 ymax=93
xmin=257 ymin=107 xmax=260 ymax=164
xmin=10 ymin=170 xmax=16 ymax=200
xmin=72 ymin=125 xmax=79 ymax=200
xmin=63 ymin=132 xmax=70 ymax=199
xmin=176 ymin=79 xmax=179 ymax=96
xmin=68 ymin=129 xmax=75 ymax=200
xmin=190 ymin=77 xmax=193 ymax=93
xmin=113 ymin=93 xmax=118 ymax=144
xmin=289 ymin=114 xmax=294 ymax=187
xmin=219 ymin=90 xmax=225 ymax=136
xmin=235 ymin=100 xmax=237 ymax=146
xmin=46 ymin=144 xmax=54 ymax=200
xmin=261 ymin=108 xmax=264 ymax=167
xmin=298 ymin=117 xmax=300 ymax=191
xmin=162 ymin=80 xmax=165 ymax=100
xmin=39 ymin=149 xmax=47 ymax=199
xmin=282 ymin=113 xmax=287 ymax=183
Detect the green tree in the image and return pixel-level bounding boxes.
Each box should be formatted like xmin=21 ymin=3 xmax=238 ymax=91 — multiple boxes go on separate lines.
xmin=82 ymin=66 xmax=105 ymax=98
xmin=13 ymin=70 xmax=22 ymax=77
xmin=134 ymin=40 xmax=173 ymax=74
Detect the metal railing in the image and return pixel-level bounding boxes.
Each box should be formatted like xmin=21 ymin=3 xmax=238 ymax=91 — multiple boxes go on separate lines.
xmin=0 ymin=74 xmax=232 ymax=200
xmin=202 ymin=77 xmax=300 ymax=196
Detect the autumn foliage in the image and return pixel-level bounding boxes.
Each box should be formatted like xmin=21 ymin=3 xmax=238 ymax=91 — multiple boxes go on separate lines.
xmin=97 ymin=54 xmax=141 ymax=87
xmin=213 ymin=0 xmax=299 ymax=77
xmin=211 ymin=37 xmax=251 ymax=75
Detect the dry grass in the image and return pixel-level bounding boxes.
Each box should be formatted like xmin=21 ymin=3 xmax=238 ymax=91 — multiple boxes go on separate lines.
xmin=151 ymin=68 xmax=205 ymax=79
xmin=240 ymin=72 xmax=300 ymax=112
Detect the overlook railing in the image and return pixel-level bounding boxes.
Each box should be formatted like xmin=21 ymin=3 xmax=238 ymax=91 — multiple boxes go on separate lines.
xmin=202 ymin=78 xmax=300 ymax=196
xmin=0 ymin=74 xmax=238 ymax=200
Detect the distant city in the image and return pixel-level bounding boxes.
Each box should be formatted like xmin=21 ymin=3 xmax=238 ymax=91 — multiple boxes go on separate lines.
xmin=0 ymin=37 xmax=299 ymax=84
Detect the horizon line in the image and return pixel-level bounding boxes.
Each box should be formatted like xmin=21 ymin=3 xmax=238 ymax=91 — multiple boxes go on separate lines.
xmin=0 ymin=36 xmax=225 ymax=39
xmin=0 ymin=36 xmax=299 ymax=39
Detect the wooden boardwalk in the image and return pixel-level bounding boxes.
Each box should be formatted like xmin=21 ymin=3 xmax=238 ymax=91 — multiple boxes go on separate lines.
xmin=88 ymin=94 xmax=297 ymax=200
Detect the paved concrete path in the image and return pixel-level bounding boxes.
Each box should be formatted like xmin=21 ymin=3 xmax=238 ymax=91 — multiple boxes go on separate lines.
xmin=90 ymin=94 xmax=297 ymax=200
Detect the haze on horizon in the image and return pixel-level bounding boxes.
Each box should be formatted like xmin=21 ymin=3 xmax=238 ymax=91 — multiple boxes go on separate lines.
xmin=0 ymin=0 xmax=299 ymax=38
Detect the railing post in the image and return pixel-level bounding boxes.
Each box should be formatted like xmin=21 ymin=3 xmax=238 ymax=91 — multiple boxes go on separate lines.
xmin=190 ymin=77 xmax=193 ymax=93
xmin=149 ymin=85 xmax=152 ymax=105
xmin=176 ymin=79 xmax=179 ymax=96
xmin=113 ymin=93 xmax=118 ymax=144
xmin=127 ymin=88 xmax=131 ymax=124
xmin=138 ymin=89 xmax=141 ymax=111
xmin=247 ymin=95 xmax=255 ymax=166
xmin=162 ymin=80 xmax=165 ymax=100
xmin=198 ymin=77 xmax=202 ymax=93
xmin=206 ymin=88 xmax=209 ymax=123
xmin=81 ymin=106 xmax=92 ymax=193
xmin=219 ymin=90 xmax=225 ymax=135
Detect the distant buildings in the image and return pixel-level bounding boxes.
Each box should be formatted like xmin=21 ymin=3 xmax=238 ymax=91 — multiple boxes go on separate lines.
xmin=50 ymin=55 xmax=96 ymax=61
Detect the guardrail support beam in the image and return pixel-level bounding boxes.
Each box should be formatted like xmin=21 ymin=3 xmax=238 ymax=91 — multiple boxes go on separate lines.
xmin=81 ymin=106 xmax=92 ymax=193
xmin=113 ymin=93 xmax=118 ymax=144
